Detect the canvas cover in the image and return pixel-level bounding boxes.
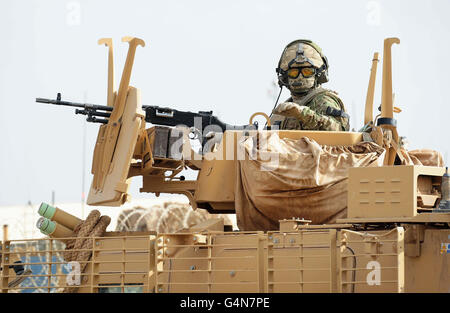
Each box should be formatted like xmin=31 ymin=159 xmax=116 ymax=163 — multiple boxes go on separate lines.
xmin=401 ymin=149 xmax=444 ymax=167
xmin=234 ymin=133 xmax=386 ymax=231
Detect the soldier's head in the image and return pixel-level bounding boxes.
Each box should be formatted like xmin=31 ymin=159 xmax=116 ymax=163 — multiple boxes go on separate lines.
xmin=276 ymin=40 xmax=329 ymax=95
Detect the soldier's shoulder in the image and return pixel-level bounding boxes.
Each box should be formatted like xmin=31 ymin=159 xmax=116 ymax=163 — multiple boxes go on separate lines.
xmin=310 ymin=89 xmax=342 ymax=109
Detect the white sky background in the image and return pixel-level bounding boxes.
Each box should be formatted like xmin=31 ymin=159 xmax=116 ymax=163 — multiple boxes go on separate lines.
xmin=0 ymin=0 xmax=449 ymax=206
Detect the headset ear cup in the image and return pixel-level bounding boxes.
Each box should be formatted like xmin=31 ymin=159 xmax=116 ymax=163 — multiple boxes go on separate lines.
xmin=316 ymin=55 xmax=329 ymax=84
xmin=316 ymin=69 xmax=329 ymax=84
xmin=276 ymin=68 xmax=288 ymax=88
xmin=322 ymin=55 xmax=329 ymax=69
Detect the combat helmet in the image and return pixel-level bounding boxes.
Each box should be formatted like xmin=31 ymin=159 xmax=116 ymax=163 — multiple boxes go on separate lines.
xmin=276 ymin=39 xmax=329 ymax=94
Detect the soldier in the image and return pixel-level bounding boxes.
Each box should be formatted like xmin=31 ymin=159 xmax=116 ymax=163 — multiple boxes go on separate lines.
xmin=270 ymin=40 xmax=350 ymax=131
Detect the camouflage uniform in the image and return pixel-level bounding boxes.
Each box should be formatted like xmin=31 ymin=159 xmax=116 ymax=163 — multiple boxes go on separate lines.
xmin=271 ymin=40 xmax=349 ymax=131
xmin=270 ymin=88 xmax=349 ymax=131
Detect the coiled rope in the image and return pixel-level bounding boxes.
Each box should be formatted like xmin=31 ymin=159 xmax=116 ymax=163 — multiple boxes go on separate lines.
xmin=63 ymin=210 xmax=110 ymax=293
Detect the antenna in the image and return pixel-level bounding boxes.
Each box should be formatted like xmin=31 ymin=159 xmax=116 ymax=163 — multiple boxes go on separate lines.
xmin=364 ymin=52 xmax=379 ymax=125
xmin=81 ymin=91 xmax=87 ymax=219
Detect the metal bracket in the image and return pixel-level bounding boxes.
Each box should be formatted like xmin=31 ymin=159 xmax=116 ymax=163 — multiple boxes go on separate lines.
xmin=404 ymin=224 xmax=425 ymax=257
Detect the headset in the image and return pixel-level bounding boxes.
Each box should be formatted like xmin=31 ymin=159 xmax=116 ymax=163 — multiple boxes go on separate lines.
xmin=276 ymin=39 xmax=329 ymax=88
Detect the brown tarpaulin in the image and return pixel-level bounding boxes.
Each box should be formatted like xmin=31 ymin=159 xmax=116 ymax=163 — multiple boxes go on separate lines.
xmin=401 ymin=149 xmax=444 ymax=167
xmin=234 ymin=133 xmax=386 ymax=231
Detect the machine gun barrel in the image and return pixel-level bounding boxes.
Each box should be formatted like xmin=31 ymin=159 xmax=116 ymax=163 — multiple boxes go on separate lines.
xmin=36 ymin=93 xmax=113 ymax=112
xmin=37 ymin=92 xmax=256 ymax=130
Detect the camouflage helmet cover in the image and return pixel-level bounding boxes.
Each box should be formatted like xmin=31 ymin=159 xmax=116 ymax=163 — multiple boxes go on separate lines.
xmin=277 ymin=40 xmax=328 ymax=93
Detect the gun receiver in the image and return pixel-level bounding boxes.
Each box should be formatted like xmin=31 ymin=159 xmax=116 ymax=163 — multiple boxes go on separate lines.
xmin=144 ymin=106 xmax=255 ymax=133
xmin=37 ymin=92 xmax=255 ymax=132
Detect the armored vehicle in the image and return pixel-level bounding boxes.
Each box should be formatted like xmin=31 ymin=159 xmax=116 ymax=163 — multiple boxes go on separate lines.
xmin=1 ymin=37 xmax=449 ymax=293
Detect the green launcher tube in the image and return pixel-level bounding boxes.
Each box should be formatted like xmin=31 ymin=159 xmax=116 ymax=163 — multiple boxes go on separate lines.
xmin=36 ymin=217 xmax=74 ymax=238
xmin=38 ymin=202 xmax=82 ymax=231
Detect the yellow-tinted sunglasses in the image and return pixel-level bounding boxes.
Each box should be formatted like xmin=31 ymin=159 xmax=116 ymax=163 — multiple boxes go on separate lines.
xmin=287 ymin=67 xmax=316 ymax=79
